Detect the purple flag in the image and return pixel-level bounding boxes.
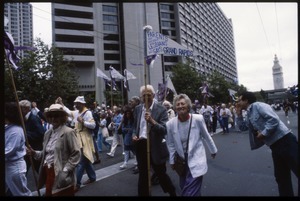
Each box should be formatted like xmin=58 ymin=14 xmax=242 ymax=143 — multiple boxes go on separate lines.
xmin=145 ymin=54 xmax=158 ymax=66
xmin=199 ymin=82 xmax=212 ymax=103
xmin=156 ymin=82 xmax=167 ymax=102
xmin=4 ymin=31 xmax=37 ymax=70
xmin=4 ymin=31 xmax=20 ymax=70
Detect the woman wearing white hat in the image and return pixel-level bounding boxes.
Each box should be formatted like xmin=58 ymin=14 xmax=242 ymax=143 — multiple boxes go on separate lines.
xmin=27 ymin=104 xmax=81 ymax=196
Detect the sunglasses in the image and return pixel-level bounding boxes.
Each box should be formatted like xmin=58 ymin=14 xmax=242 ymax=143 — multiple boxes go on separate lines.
xmin=47 ymin=113 xmax=63 ymax=118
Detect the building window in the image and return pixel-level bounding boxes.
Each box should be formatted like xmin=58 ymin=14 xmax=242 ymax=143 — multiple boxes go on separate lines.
xmin=103 ymin=34 xmax=119 ymax=41
xmin=60 ymin=48 xmax=94 ymax=56
xmin=104 ymin=43 xmax=119 ymax=51
xmin=161 ymin=12 xmax=174 ymax=19
xmin=103 ymin=5 xmax=117 ymax=13
xmin=104 ymin=53 xmax=120 ymax=60
xmin=160 ymin=4 xmax=174 ymax=11
xmin=103 ymin=24 xmax=118 ymax=32
xmin=161 ymin=21 xmax=175 ymax=27
xmin=103 ymin=14 xmax=118 ymax=23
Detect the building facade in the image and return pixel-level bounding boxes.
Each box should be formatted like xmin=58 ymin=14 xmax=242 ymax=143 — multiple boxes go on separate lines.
xmin=52 ymin=2 xmax=237 ymax=105
xmin=4 ymin=3 xmax=33 ymax=59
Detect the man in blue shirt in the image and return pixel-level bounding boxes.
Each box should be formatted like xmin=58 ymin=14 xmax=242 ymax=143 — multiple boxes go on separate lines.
xmin=237 ymin=91 xmax=298 ymax=197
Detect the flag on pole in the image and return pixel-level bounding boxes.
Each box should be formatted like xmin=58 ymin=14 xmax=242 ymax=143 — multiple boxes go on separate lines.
xmin=109 ymin=66 xmax=118 ymax=91
xmin=109 ymin=66 xmax=124 ymax=80
xmin=123 ymin=69 xmax=137 ymax=91
xmin=156 ymin=82 xmax=167 ymax=102
xmin=199 ymin=82 xmax=214 ymax=103
xmin=124 ymin=69 xmax=129 ymax=91
xmin=4 ymin=30 xmax=37 ymax=70
xmin=5 ymin=16 xmax=9 ymax=26
xmin=146 ymin=54 xmax=159 ymax=68
xmin=228 ymin=89 xmax=238 ymax=102
xmin=4 ymin=31 xmax=20 ymax=70
xmin=200 ymin=83 xmax=209 ymax=95
xmin=97 ymin=68 xmax=111 ymax=86
xmin=166 ymin=75 xmax=177 ymax=95
xmin=124 ymin=69 xmax=137 ymax=80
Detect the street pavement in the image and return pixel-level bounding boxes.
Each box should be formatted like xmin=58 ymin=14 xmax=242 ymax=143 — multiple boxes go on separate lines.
xmin=29 ymin=110 xmax=298 ymax=197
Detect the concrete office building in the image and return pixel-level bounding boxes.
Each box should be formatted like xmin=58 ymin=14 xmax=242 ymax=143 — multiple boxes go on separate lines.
xmin=4 ymin=2 xmax=34 ymax=59
xmin=52 ymin=2 xmax=237 ymax=105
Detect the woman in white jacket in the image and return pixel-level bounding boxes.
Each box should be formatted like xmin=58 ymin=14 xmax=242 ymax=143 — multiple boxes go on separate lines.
xmin=166 ymin=94 xmax=217 ymax=196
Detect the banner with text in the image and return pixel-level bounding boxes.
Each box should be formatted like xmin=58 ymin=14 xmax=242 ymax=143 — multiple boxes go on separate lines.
xmin=146 ymin=30 xmax=193 ymax=57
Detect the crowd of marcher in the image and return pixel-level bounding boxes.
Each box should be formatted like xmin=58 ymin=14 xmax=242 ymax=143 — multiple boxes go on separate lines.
xmin=5 ymin=87 xmax=298 ymax=197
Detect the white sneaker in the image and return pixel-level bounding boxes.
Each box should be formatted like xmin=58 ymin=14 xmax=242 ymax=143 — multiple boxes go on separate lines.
xmin=287 ymin=120 xmax=290 ymax=124
xmin=120 ymin=163 xmax=127 ymax=169
xmin=106 ymin=153 xmax=114 ymax=157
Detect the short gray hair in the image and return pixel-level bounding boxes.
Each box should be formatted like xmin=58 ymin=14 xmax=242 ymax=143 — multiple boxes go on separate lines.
xmin=173 ymin=94 xmax=192 ymax=111
xmin=19 ymin=100 xmax=32 ymax=109
xmin=140 ymin=85 xmax=155 ymax=95
xmin=163 ymin=100 xmax=172 ymax=107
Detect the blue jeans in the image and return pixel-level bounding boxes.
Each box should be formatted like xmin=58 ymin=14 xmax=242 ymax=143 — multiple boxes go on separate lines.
xmin=102 ymin=136 xmax=111 ymax=151
xmin=221 ymin=117 xmax=229 ymax=133
xmin=270 ymin=133 xmax=299 ymax=196
xmin=97 ymin=131 xmax=103 ymax=152
xmin=76 ymin=153 xmax=96 ymax=187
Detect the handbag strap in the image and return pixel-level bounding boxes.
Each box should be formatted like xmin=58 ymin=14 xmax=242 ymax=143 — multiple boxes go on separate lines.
xmin=184 ymin=114 xmax=193 ymax=154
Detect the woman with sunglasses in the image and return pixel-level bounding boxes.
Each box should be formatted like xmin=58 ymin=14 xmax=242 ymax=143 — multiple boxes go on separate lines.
xmin=27 ymin=104 xmax=81 ymax=196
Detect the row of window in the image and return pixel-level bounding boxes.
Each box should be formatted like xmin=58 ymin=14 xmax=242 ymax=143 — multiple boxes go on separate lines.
xmin=103 ymin=14 xmax=118 ymax=23
xmin=55 ymin=9 xmax=93 ymax=19
xmin=103 ymin=5 xmax=118 ymax=13
xmin=103 ymin=24 xmax=118 ymax=32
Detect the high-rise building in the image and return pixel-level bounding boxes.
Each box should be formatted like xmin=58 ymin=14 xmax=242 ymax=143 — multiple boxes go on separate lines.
xmin=4 ymin=3 xmax=33 ymax=59
xmin=272 ymin=54 xmax=284 ymax=89
xmin=52 ymin=2 xmax=237 ymax=104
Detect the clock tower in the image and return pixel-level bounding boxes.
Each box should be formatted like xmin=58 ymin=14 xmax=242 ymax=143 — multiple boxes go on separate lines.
xmin=272 ymin=54 xmax=284 ymax=89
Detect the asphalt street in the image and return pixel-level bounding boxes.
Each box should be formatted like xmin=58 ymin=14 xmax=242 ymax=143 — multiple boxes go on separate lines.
xmin=28 ymin=110 xmax=298 ymax=197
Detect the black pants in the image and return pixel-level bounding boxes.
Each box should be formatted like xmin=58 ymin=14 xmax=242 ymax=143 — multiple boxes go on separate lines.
xmin=270 ymin=133 xmax=299 ymax=196
xmin=135 ymin=139 xmax=176 ymax=196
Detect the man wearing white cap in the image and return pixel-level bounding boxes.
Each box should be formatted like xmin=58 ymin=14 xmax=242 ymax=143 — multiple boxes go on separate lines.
xmin=56 ymin=96 xmax=96 ymax=192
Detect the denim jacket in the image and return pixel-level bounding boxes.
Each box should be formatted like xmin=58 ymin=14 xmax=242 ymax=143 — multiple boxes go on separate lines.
xmin=247 ymin=102 xmax=291 ymax=150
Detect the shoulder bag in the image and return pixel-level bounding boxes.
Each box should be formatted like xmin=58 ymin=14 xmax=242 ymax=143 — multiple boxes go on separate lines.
xmin=173 ymin=114 xmax=193 ymax=176
xmin=102 ymin=127 xmax=109 ymax=138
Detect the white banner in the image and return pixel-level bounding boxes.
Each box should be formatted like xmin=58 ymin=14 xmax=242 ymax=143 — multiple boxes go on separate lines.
xmin=166 ymin=75 xmax=177 ymax=95
xmin=109 ymin=66 xmax=124 ymax=80
xmin=96 ymin=68 xmax=111 ymax=80
xmin=146 ymin=30 xmax=193 ymax=57
xmin=124 ymin=69 xmax=137 ymax=80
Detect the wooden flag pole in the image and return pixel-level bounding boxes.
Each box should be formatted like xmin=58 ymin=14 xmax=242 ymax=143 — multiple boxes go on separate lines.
xmin=144 ymin=25 xmax=152 ymax=196
xmin=4 ymin=51 xmax=41 ymax=196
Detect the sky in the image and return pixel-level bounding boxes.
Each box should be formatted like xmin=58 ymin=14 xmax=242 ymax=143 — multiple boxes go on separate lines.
xmin=31 ymin=2 xmax=298 ymax=92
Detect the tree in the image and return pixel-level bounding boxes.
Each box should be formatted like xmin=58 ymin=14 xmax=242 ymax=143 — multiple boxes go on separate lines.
xmin=4 ymin=38 xmax=79 ymax=110
xmin=169 ymin=62 xmax=251 ymax=105
xmin=206 ymin=72 xmax=232 ymax=104
xmin=170 ymin=61 xmax=205 ymax=102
